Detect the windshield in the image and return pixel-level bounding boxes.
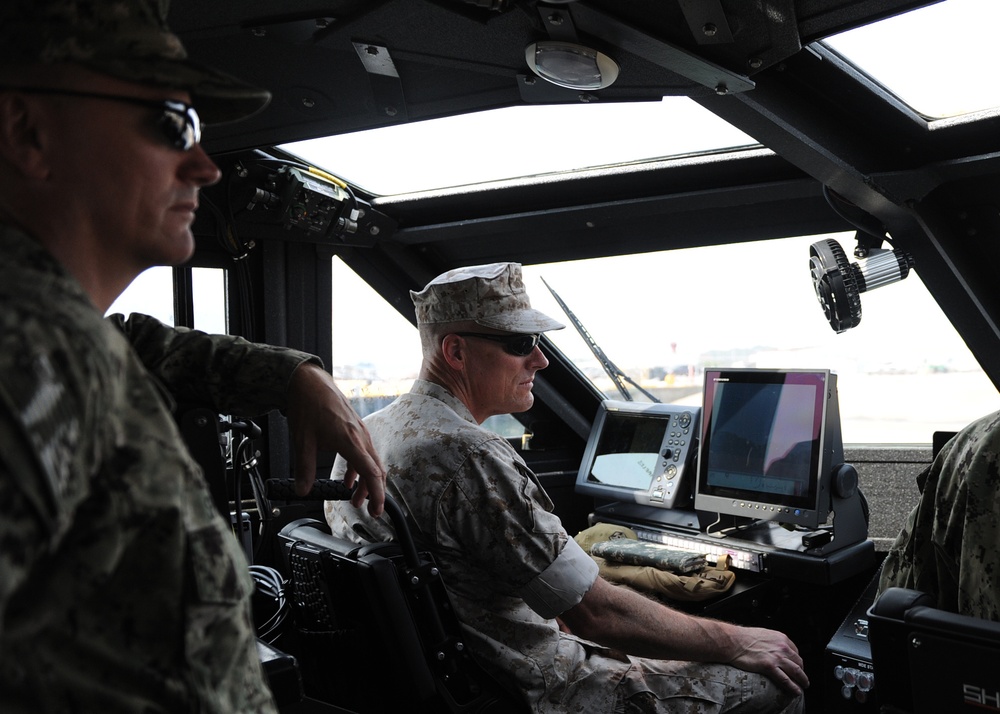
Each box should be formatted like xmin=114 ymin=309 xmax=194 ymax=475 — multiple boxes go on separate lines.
xmin=520 ymin=236 xmax=998 ymax=444
xmin=310 ymin=233 xmax=999 ymax=446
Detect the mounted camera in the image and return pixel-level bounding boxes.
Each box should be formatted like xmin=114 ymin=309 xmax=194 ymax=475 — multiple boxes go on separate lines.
xmin=809 ymin=233 xmax=914 ymax=333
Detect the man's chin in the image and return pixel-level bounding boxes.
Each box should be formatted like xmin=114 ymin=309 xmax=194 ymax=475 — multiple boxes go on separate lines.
xmin=159 ymin=231 xmax=196 ymax=266
xmin=514 ymin=392 xmax=535 ymax=413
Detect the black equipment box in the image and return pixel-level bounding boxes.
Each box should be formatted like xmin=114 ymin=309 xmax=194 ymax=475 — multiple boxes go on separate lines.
xmin=823 ymin=571 xmax=879 ymax=712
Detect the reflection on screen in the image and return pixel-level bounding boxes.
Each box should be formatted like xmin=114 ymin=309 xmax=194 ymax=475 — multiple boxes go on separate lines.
xmin=588 ymin=414 xmax=667 ymax=491
xmin=591 ymin=452 xmax=658 ymax=489
xmin=706 ymin=382 xmax=817 ymax=498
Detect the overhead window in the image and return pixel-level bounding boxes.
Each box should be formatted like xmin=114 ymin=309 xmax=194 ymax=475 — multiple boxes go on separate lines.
xmin=823 ymin=0 xmax=1000 ymax=119
xmin=281 ymin=97 xmax=758 ymax=196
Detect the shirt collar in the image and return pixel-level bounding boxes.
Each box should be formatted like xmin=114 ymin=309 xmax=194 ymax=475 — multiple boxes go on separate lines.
xmin=410 ymin=378 xmax=479 ymax=425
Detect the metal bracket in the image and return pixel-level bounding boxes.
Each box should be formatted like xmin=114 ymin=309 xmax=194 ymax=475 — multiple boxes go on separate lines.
xmin=352 ymin=41 xmax=408 ymax=120
xmin=570 ymin=3 xmax=754 ymax=95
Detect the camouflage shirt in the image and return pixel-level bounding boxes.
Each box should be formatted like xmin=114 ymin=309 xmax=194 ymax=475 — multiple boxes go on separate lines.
xmin=879 ymin=409 xmax=1000 ymax=621
xmin=325 ymin=379 xmax=633 ymax=713
xmin=0 ymin=225 xmax=312 ymax=712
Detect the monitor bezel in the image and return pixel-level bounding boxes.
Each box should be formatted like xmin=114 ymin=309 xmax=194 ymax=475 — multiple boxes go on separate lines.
xmin=694 ymin=368 xmax=840 ymax=530
xmin=574 ymin=399 xmax=700 ymax=511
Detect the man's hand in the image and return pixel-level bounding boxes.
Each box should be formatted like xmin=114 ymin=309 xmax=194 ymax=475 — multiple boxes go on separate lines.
xmin=562 ymin=576 xmax=809 ymax=697
xmin=285 ymin=362 xmax=386 ymax=517
xmin=727 ymin=626 xmax=810 ymax=696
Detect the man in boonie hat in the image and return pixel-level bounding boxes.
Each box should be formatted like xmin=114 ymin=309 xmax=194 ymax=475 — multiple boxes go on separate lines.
xmin=409 ymin=261 xmax=564 ymax=421
xmin=326 ymin=263 xmax=807 ymax=714
xmin=0 ymin=1 xmax=387 ymax=712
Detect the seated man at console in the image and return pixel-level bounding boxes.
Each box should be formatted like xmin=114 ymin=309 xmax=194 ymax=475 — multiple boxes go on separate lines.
xmin=326 ymin=262 xmax=807 ymax=713
xmin=879 ymin=409 xmax=1000 ymax=621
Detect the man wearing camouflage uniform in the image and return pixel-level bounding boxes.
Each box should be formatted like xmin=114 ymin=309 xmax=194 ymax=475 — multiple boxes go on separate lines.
xmin=0 ymin=1 xmax=385 ymax=711
xmin=326 ymin=262 xmax=807 ymax=714
xmin=879 ymin=409 xmax=1000 ymax=621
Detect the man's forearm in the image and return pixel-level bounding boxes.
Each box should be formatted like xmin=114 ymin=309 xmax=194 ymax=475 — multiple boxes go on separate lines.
xmin=562 ymin=575 xmax=738 ymax=662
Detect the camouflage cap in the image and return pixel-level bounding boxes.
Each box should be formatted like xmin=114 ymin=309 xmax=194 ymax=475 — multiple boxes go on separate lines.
xmin=0 ymin=0 xmax=270 ymax=124
xmin=411 ymin=262 xmax=565 ymax=333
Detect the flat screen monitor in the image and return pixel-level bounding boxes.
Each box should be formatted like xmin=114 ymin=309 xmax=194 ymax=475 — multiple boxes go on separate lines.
xmin=694 ymin=368 xmax=843 ymax=530
xmin=575 ymin=400 xmax=700 ymax=511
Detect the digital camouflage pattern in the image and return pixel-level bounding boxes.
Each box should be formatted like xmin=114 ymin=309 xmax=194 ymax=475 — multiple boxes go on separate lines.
xmin=0 ymin=0 xmax=270 ymax=124
xmin=589 ymin=539 xmax=707 ymax=574
xmin=879 ymin=409 xmax=1000 ymax=621
xmin=410 ymin=262 xmax=565 ymax=333
xmin=326 ymin=379 xmax=801 ymax=714
xmin=0 ymin=225 xmax=314 ymax=712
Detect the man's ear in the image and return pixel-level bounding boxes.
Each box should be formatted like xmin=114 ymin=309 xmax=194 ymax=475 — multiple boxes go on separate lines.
xmin=440 ymin=333 xmax=468 ymax=371
xmin=0 ymin=93 xmax=50 ymax=179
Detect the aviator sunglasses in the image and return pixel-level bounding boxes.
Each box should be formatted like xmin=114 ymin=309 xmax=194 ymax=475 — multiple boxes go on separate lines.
xmin=454 ymin=332 xmax=541 ymax=357
xmin=0 ymin=85 xmax=202 ymax=151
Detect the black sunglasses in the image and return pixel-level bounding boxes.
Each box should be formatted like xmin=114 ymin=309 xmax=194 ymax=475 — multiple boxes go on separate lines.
xmin=0 ymin=85 xmax=202 ymax=151
xmin=454 ymin=332 xmax=541 ymax=357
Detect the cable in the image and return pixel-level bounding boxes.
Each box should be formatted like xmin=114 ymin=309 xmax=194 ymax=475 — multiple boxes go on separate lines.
xmin=250 ymin=564 xmax=291 ymax=643
xmin=822 ymin=185 xmax=890 ymax=246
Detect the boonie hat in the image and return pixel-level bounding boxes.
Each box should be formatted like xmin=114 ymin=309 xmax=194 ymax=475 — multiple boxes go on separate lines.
xmin=0 ymin=0 xmax=270 ymax=124
xmin=411 ymin=262 xmax=565 ymax=333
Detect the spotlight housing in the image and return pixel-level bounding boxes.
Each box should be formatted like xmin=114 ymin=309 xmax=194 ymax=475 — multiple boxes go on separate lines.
xmin=809 ymin=237 xmax=915 ymax=333
xmin=525 ymin=40 xmax=619 ymax=90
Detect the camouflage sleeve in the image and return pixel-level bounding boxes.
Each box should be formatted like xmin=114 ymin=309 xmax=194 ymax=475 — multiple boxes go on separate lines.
xmin=879 ymin=410 xmax=1000 ymax=620
xmin=107 ymin=313 xmax=321 ymax=417
xmin=440 ymin=437 xmax=595 ymax=612
xmin=0 ymin=318 xmax=119 ymax=633
xmin=0 ymin=407 xmax=56 ymax=623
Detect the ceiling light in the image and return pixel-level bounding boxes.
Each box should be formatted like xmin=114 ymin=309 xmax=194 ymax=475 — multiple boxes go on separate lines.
xmin=525 ymin=40 xmax=619 ymax=90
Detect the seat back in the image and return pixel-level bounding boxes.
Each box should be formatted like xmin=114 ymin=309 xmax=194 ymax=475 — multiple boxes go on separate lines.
xmin=868 ymin=587 xmax=1000 ymax=714
xmin=274 ymin=489 xmax=528 ymax=714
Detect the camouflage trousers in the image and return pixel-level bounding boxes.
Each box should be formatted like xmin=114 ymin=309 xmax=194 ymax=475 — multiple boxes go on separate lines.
xmin=612 ymin=660 xmax=803 ymax=714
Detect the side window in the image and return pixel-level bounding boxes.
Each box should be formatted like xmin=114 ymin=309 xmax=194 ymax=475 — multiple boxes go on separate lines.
xmin=106 ymin=266 xmax=229 ymax=334
xmin=191 ymin=267 xmax=227 ymax=333
xmin=107 ymin=266 xmax=175 ymax=324
xmin=483 ymin=414 xmax=528 ymax=438
xmin=331 ymin=258 xmax=420 ymax=418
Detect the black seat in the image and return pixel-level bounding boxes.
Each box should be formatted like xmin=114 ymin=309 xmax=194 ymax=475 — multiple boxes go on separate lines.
xmin=273 ymin=489 xmax=528 ymax=714
xmin=867 ymin=587 xmax=1000 ymax=714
